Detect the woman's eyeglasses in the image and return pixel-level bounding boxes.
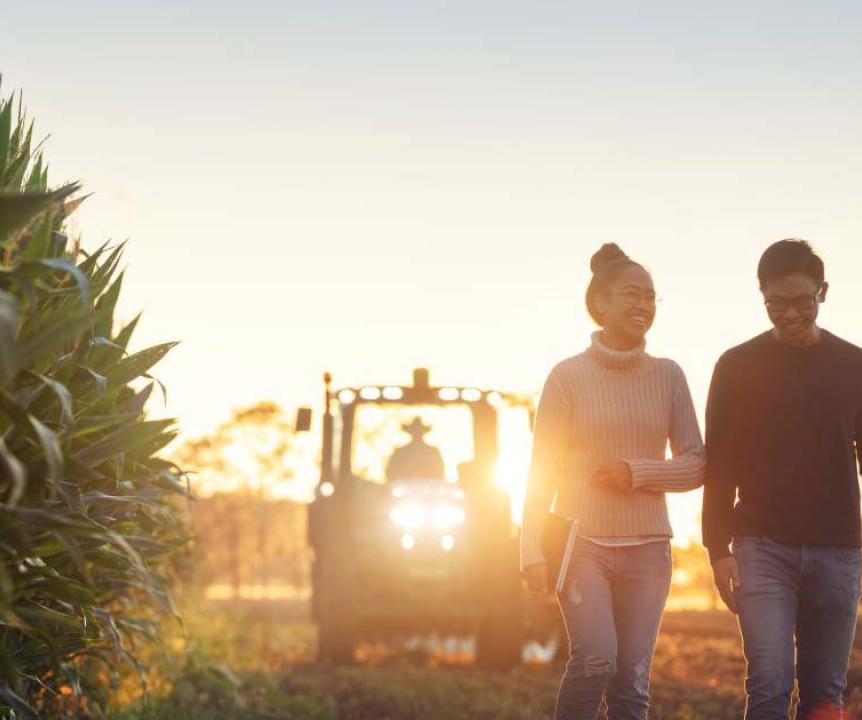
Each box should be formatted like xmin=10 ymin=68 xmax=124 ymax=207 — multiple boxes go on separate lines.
xmin=614 ymin=289 xmax=659 ymax=308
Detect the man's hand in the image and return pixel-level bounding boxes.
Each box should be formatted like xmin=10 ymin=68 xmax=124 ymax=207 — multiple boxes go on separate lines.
xmin=712 ymin=556 xmax=742 ymax=613
xmin=524 ymin=562 xmax=549 ymax=594
xmin=592 ymin=461 xmax=633 ymax=492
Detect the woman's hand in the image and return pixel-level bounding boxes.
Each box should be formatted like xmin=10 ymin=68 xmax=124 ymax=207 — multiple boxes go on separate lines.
xmin=523 ymin=562 xmax=549 ymax=593
xmin=592 ymin=461 xmax=633 ymax=492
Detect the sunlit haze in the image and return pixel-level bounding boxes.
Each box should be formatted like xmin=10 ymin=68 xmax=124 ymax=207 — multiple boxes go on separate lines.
xmin=3 ymin=1 xmax=861 ymax=544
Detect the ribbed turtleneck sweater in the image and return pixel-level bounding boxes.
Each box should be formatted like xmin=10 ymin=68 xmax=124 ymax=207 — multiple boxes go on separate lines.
xmin=520 ymin=332 xmax=706 ymax=571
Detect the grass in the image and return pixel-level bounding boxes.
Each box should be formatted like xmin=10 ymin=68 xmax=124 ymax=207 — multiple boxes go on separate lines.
xmin=108 ymin=598 xmax=862 ymax=720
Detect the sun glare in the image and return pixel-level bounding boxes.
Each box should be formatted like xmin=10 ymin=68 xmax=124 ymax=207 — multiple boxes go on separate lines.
xmin=493 ymin=406 xmax=533 ymax=524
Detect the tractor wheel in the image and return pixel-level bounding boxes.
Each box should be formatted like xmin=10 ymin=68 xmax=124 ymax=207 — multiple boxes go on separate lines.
xmin=317 ymin=601 xmax=356 ymax=664
xmin=476 ymin=612 xmax=522 ymax=669
xmin=316 ymin=562 xmax=357 ymax=664
xmin=314 ymin=519 xmax=357 ymax=665
xmin=475 ymin=537 xmax=523 ymax=670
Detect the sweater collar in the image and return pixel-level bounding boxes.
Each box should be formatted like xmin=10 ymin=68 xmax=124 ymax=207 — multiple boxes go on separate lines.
xmin=588 ymin=331 xmax=646 ymax=370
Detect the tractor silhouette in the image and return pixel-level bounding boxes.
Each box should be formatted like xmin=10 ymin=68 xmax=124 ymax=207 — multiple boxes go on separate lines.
xmin=297 ymin=368 xmax=556 ymax=668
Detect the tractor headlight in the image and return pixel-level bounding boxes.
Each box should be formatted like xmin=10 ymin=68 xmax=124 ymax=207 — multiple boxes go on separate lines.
xmin=389 ymin=503 xmax=466 ymax=531
xmin=389 ymin=503 xmax=466 ymax=532
xmin=389 ymin=503 xmax=425 ymax=530
xmin=430 ymin=504 xmax=466 ymax=530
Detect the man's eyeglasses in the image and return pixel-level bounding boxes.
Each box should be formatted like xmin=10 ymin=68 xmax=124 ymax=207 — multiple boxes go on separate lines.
xmin=763 ymin=289 xmax=824 ymax=314
xmin=614 ymin=289 xmax=659 ymax=307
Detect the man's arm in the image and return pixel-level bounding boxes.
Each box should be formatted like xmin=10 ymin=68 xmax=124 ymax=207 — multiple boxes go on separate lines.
xmin=701 ymin=354 xmax=745 ymax=612
xmin=855 ymin=395 xmax=862 ymax=477
xmin=702 ymin=354 xmax=738 ymax=563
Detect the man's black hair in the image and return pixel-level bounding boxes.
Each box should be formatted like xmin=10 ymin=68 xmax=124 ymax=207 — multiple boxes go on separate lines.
xmin=757 ymin=239 xmax=824 ymax=290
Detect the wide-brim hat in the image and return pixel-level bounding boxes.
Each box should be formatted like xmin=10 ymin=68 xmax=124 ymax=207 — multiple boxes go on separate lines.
xmin=402 ymin=417 xmax=431 ymax=435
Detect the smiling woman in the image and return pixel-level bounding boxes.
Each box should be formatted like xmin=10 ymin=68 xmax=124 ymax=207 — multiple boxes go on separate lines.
xmin=585 ymin=244 xmax=658 ymax=347
xmin=521 ymin=242 xmax=705 ymax=720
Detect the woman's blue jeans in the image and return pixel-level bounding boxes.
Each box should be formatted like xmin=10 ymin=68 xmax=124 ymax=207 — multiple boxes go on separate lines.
xmin=554 ymin=538 xmax=672 ymax=720
xmin=733 ymin=536 xmax=861 ymax=720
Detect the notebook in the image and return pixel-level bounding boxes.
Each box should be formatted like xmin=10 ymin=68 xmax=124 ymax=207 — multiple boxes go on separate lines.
xmin=540 ymin=512 xmax=580 ymax=595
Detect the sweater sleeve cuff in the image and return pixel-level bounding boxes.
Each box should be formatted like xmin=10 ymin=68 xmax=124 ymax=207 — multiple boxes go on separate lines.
xmin=625 ymin=458 xmax=657 ymax=491
xmin=624 ymin=456 xmax=705 ymax=492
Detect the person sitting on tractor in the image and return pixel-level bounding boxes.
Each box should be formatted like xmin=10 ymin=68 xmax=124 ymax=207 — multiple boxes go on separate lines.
xmin=385 ymin=417 xmax=445 ymax=482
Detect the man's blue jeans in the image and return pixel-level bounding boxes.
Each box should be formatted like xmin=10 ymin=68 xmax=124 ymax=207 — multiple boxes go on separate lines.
xmin=733 ymin=536 xmax=862 ymax=720
xmin=554 ymin=538 xmax=672 ymax=720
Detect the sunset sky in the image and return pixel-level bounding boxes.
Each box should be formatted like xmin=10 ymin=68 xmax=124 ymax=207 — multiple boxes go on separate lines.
xmin=3 ymin=1 xmax=861 ymax=542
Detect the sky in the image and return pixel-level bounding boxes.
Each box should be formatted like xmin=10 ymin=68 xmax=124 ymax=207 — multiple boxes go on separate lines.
xmin=2 ymin=1 xmax=861 ymax=541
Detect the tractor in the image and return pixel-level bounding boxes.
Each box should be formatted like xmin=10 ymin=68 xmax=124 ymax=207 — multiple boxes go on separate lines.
xmin=297 ymin=368 xmax=552 ymax=668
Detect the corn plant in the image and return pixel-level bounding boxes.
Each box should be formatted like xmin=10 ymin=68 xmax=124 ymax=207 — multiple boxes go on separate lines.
xmin=0 ymin=82 xmax=188 ymax=718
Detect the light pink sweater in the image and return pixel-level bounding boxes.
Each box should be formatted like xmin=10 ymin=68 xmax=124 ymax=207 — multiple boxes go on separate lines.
xmin=520 ymin=332 xmax=705 ymax=571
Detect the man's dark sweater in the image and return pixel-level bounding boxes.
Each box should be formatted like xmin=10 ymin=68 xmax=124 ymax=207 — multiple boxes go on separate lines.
xmin=702 ymin=329 xmax=862 ymax=563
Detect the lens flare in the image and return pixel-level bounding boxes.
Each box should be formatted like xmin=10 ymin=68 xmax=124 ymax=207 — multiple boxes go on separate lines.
xmin=389 ymin=503 xmax=424 ymax=529
xmin=431 ymin=504 xmax=466 ymax=529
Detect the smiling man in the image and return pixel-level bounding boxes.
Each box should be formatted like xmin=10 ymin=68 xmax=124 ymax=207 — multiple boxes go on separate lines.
xmin=702 ymin=239 xmax=862 ymax=720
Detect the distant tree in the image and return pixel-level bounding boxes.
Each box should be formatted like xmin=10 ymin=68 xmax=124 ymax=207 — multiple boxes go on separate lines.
xmin=174 ymin=402 xmax=301 ymax=497
xmin=173 ymin=402 xmax=314 ymax=598
xmin=185 ymin=494 xmax=309 ymax=597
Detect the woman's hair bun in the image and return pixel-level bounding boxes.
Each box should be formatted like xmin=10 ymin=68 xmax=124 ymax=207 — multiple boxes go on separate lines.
xmin=590 ymin=243 xmax=629 ymax=274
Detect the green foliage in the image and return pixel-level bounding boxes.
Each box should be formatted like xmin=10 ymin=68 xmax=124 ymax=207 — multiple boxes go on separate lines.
xmin=107 ymin=602 xmax=797 ymax=719
xmin=0 ymin=83 xmax=187 ymax=717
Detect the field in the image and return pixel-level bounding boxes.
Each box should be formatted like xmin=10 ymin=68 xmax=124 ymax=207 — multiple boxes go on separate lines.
xmin=109 ymin=597 xmax=862 ymax=720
